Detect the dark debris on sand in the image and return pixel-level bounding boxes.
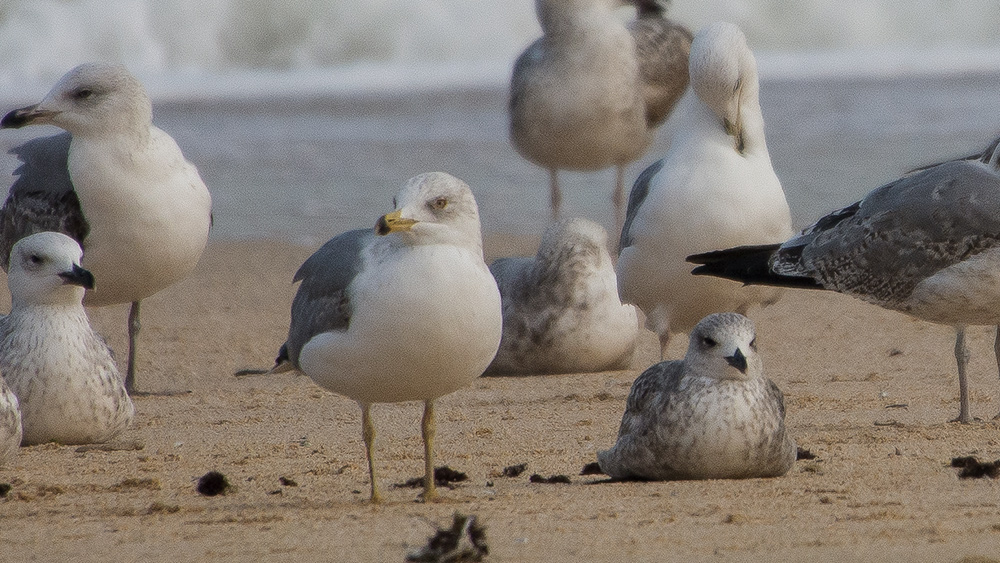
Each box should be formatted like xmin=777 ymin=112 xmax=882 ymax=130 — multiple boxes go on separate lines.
xmin=501 ymin=463 xmax=527 ymax=478
xmin=529 ymin=473 xmax=571 ymax=484
xmin=396 ymin=466 xmax=469 ymax=489
xmin=196 ymin=471 xmax=231 ymax=496
xmin=406 ymin=512 xmax=488 ymax=563
xmin=796 ymin=447 xmax=817 ymax=460
xmin=0 ymin=483 xmax=10 ymax=498
xmin=951 ymin=456 xmax=1000 ymax=479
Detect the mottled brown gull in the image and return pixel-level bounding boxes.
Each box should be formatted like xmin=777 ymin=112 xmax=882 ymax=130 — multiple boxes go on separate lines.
xmin=0 ymin=62 xmax=213 ymax=394
xmin=598 ymin=313 xmax=796 ymax=480
xmin=509 ymin=0 xmax=691 ymax=223
xmin=0 ymin=232 xmax=134 ymax=445
xmin=485 ymin=217 xmax=638 ymax=376
xmin=617 ymin=21 xmax=793 ymax=359
xmin=0 ymin=377 xmax=20 ymax=464
xmin=272 ymin=172 xmax=502 ymax=502
xmin=689 ymin=135 xmax=1000 ymax=424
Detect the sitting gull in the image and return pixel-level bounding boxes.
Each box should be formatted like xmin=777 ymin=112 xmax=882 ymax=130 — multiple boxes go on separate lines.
xmin=1 ymin=232 xmax=134 ymax=445
xmin=0 ymin=62 xmax=213 ymax=394
xmin=0 ymin=378 xmax=20 ymax=464
xmin=688 ymin=136 xmax=1000 ymax=424
xmin=598 ymin=313 xmax=796 ymax=480
xmin=272 ymin=172 xmax=502 ymax=502
xmin=509 ymin=0 xmax=691 ymax=223
xmin=485 ymin=217 xmax=638 ymax=375
xmin=616 ymin=21 xmax=793 ymax=358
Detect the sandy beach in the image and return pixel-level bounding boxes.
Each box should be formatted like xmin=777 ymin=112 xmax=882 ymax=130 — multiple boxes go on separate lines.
xmin=0 ymin=237 xmax=998 ymax=562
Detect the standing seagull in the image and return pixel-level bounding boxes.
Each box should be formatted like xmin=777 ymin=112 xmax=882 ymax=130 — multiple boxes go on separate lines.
xmin=509 ymin=0 xmax=691 ymax=223
xmin=688 ymin=136 xmax=1000 ymax=424
xmin=486 ymin=217 xmax=638 ymax=375
xmin=617 ymin=21 xmax=793 ymax=358
xmin=598 ymin=313 xmax=796 ymax=480
xmin=1 ymin=232 xmax=134 ymax=445
xmin=0 ymin=62 xmax=213 ymax=394
xmin=273 ymin=172 xmax=502 ymax=502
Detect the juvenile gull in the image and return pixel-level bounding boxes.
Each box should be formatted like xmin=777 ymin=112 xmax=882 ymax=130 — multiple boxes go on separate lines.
xmin=617 ymin=21 xmax=793 ymax=358
xmin=509 ymin=0 xmax=691 ymax=222
xmin=1 ymin=232 xmax=134 ymax=445
xmin=273 ymin=172 xmax=502 ymax=502
xmin=0 ymin=62 xmax=213 ymax=394
xmin=0 ymin=378 xmax=20 ymax=464
xmin=485 ymin=217 xmax=638 ymax=375
xmin=688 ymin=136 xmax=1000 ymax=424
xmin=598 ymin=313 xmax=796 ymax=480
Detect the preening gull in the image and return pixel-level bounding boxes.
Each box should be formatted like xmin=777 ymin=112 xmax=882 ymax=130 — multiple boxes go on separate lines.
xmin=485 ymin=217 xmax=638 ymax=375
xmin=273 ymin=172 xmax=502 ymax=502
xmin=0 ymin=62 xmax=213 ymax=394
xmin=509 ymin=0 xmax=691 ymax=222
xmin=0 ymin=378 xmax=20 ymax=464
xmin=689 ymin=136 xmax=1000 ymax=424
xmin=616 ymin=21 xmax=793 ymax=358
xmin=0 ymin=232 xmax=134 ymax=445
xmin=598 ymin=313 xmax=796 ymax=480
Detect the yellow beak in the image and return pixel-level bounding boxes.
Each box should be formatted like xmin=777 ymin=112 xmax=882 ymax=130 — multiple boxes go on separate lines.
xmin=375 ymin=209 xmax=418 ymax=235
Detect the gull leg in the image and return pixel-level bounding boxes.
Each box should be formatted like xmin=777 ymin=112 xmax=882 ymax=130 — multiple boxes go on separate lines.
xmin=658 ymin=331 xmax=670 ymax=361
xmin=994 ymin=326 xmax=1000 ymax=420
xmin=613 ymin=164 xmax=627 ymax=233
xmin=124 ymin=301 xmax=141 ymax=393
xmin=549 ymin=169 xmax=562 ymax=220
xmin=421 ymin=399 xmax=439 ymax=502
xmin=361 ymin=402 xmax=382 ymax=503
xmin=952 ymin=327 xmax=972 ymax=424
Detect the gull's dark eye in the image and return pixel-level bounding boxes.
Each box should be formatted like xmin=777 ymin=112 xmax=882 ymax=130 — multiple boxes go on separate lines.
xmin=430 ymin=197 xmax=448 ymax=210
xmin=702 ymin=337 xmax=717 ymax=347
xmin=28 ymin=254 xmax=42 ymax=265
xmin=72 ymin=88 xmax=94 ymax=100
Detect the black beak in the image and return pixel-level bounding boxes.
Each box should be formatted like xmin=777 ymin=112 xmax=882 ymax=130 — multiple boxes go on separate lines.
xmin=725 ymin=348 xmax=748 ymax=374
xmin=2 ymin=105 xmax=40 ymax=129
xmin=58 ymin=264 xmax=95 ymax=290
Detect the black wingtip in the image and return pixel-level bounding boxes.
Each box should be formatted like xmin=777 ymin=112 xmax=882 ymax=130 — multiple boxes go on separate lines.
xmin=688 ymin=244 xmax=824 ymax=290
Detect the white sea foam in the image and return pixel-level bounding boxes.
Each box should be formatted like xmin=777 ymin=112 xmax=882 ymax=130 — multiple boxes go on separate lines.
xmin=0 ymin=0 xmax=997 ymax=101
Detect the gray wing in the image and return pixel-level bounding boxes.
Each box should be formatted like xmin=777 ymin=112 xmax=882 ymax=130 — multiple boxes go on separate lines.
xmin=279 ymin=228 xmax=374 ymax=368
xmin=619 ymin=158 xmax=664 ymax=252
xmin=0 ymin=132 xmax=88 ymax=270
xmin=628 ymin=6 xmax=692 ymax=127
xmin=618 ymin=360 xmax=683 ymax=437
xmin=774 ymin=156 xmax=1000 ymax=307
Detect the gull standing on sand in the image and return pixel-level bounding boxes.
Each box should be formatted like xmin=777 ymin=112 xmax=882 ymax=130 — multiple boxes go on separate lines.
xmin=0 ymin=378 xmax=20 ymax=464
xmin=1 ymin=232 xmax=134 ymax=445
xmin=598 ymin=313 xmax=796 ymax=480
xmin=616 ymin=21 xmax=793 ymax=358
xmin=273 ymin=172 xmax=502 ymax=502
xmin=509 ymin=0 xmax=691 ymax=222
xmin=689 ymin=136 xmax=1000 ymax=424
xmin=0 ymin=62 xmax=213 ymax=394
xmin=485 ymin=217 xmax=638 ymax=375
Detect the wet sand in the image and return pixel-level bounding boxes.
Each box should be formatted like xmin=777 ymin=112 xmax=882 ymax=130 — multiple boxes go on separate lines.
xmin=2 ymin=238 xmax=1000 ymax=562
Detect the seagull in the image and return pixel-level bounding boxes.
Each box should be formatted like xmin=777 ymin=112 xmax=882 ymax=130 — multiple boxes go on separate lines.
xmin=0 ymin=378 xmax=20 ymax=465
xmin=0 ymin=232 xmax=134 ymax=445
xmin=272 ymin=172 xmax=502 ymax=502
xmin=688 ymin=135 xmax=1000 ymax=424
xmin=509 ymin=0 xmax=691 ymax=223
xmin=616 ymin=21 xmax=793 ymax=358
xmin=598 ymin=312 xmax=796 ymax=480
xmin=485 ymin=217 xmax=638 ymax=375
xmin=0 ymin=62 xmax=213 ymax=395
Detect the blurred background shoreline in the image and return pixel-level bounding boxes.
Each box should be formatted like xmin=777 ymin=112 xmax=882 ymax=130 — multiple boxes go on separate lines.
xmin=0 ymin=1 xmax=998 ymax=246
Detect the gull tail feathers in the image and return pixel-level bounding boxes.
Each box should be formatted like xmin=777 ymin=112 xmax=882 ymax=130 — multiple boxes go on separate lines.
xmin=687 ymin=244 xmax=823 ymax=289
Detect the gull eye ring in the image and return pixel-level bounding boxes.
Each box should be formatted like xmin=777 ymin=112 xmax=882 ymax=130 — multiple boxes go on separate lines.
xmin=430 ymin=197 xmax=448 ymax=210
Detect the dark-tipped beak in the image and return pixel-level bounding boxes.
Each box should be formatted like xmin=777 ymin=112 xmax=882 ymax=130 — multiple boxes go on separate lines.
xmin=1 ymin=105 xmax=58 ymax=129
xmin=725 ymin=348 xmax=748 ymax=374
xmin=58 ymin=264 xmax=95 ymax=290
